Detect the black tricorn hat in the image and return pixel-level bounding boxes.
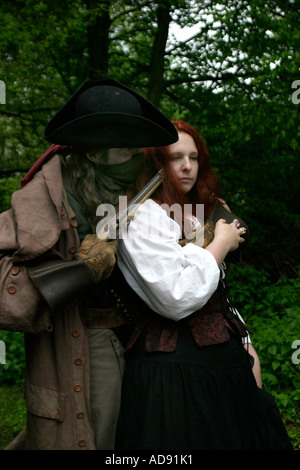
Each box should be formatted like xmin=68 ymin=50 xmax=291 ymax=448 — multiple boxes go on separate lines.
xmin=44 ymin=79 xmax=178 ymax=149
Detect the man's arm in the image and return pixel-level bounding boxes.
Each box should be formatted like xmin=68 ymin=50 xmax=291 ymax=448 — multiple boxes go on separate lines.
xmin=27 ymin=236 xmax=117 ymax=311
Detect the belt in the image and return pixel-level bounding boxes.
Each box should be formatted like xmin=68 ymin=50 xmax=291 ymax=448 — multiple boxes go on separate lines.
xmin=82 ymin=307 xmax=126 ymax=329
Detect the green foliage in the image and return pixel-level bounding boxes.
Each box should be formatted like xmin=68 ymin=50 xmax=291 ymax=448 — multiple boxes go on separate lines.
xmin=227 ymin=264 xmax=300 ymax=425
xmin=0 ymin=330 xmax=25 ymax=385
xmin=0 ymin=175 xmax=23 ymax=212
xmin=227 ymin=264 xmax=300 ymax=448
xmin=0 ymin=385 xmax=26 ymax=450
xmin=0 ymin=330 xmax=26 ymax=448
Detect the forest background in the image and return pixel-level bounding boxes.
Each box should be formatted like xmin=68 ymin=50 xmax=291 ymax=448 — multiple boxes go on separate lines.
xmin=0 ymin=0 xmax=299 ymax=449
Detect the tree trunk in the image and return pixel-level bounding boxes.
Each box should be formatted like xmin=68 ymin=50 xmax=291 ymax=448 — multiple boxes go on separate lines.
xmin=147 ymin=2 xmax=171 ymax=107
xmin=85 ymin=0 xmax=111 ymax=80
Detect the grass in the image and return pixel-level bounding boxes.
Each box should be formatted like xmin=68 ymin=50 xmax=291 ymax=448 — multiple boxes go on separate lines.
xmin=0 ymin=385 xmax=26 ymax=450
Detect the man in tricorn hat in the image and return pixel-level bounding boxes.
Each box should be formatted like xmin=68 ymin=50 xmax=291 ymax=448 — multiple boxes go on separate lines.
xmin=0 ymin=80 xmax=178 ymax=450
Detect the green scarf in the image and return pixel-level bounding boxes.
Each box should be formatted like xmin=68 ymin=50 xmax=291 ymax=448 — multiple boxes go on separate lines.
xmin=95 ymin=153 xmax=144 ymax=206
xmin=97 ymin=152 xmax=144 ymax=185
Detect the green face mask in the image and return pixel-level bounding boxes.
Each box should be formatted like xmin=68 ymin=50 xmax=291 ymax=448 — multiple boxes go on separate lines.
xmin=97 ymin=152 xmax=145 ymax=186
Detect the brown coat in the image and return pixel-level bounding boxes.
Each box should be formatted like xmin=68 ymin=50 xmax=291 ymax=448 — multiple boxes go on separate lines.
xmin=0 ymin=155 xmax=96 ymax=449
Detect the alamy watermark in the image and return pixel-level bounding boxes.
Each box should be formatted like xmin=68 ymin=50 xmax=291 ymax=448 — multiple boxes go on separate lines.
xmin=0 ymin=80 xmax=5 ymax=104
xmin=291 ymin=340 xmax=300 ymax=365
xmin=96 ymin=198 xmax=205 ymax=243
xmin=0 ymin=340 xmax=6 ymax=364
xmin=291 ymin=80 xmax=300 ymax=105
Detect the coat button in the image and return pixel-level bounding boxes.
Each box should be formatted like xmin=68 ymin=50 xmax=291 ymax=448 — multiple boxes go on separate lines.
xmin=11 ymin=266 xmax=20 ymax=275
xmin=72 ymin=330 xmax=80 ymax=338
xmin=78 ymin=440 xmax=86 ymax=447
xmin=68 ymin=246 xmax=76 ymax=254
xmin=56 ymin=412 xmax=63 ymax=421
xmin=7 ymin=286 xmax=16 ymax=294
xmin=77 ymin=412 xmax=84 ymax=419
xmin=74 ymin=384 xmax=81 ymax=392
xmin=71 ymin=219 xmax=78 ymax=227
xmin=74 ymin=358 xmax=82 ymax=365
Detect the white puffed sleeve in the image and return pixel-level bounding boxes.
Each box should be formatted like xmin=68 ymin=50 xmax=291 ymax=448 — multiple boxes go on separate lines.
xmin=117 ymin=199 xmax=220 ymax=321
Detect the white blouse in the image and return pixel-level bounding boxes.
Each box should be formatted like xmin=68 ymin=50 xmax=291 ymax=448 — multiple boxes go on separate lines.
xmin=117 ymin=199 xmax=220 ymax=321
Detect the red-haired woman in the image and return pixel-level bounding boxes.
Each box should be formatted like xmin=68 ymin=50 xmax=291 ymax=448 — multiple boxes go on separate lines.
xmin=116 ymin=121 xmax=292 ymax=450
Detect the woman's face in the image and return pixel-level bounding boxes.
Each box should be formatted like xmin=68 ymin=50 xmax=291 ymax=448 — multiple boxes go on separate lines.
xmin=168 ymin=131 xmax=199 ymax=194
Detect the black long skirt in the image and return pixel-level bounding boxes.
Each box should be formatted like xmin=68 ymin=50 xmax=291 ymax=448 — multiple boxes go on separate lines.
xmin=116 ymin=323 xmax=292 ymax=450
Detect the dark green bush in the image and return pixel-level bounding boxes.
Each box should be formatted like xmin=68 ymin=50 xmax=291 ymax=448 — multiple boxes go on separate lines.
xmin=0 ymin=330 xmax=25 ymax=385
xmin=0 ymin=176 xmax=21 ymax=212
xmin=227 ymin=264 xmax=300 ymax=424
xmin=0 ymin=385 xmax=26 ymax=449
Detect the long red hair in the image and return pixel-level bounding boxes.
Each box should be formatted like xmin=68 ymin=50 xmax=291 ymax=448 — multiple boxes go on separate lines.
xmin=137 ymin=120 xmax=220 ymax=222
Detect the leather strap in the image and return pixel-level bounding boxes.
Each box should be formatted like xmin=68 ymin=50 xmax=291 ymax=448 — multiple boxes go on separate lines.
xmin=82 ymin=307 xmax=126 ymax=329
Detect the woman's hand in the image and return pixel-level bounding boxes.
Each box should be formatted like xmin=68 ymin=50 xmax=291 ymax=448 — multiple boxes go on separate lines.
xmin=214 ymin=218 xmax=245 ymax=252
xmin=205 ymin=218 xmax=246 ymax=266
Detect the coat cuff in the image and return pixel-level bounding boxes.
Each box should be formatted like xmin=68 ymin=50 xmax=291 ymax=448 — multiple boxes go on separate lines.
xmin=27 ymin=259 xmax=95 ymax=310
